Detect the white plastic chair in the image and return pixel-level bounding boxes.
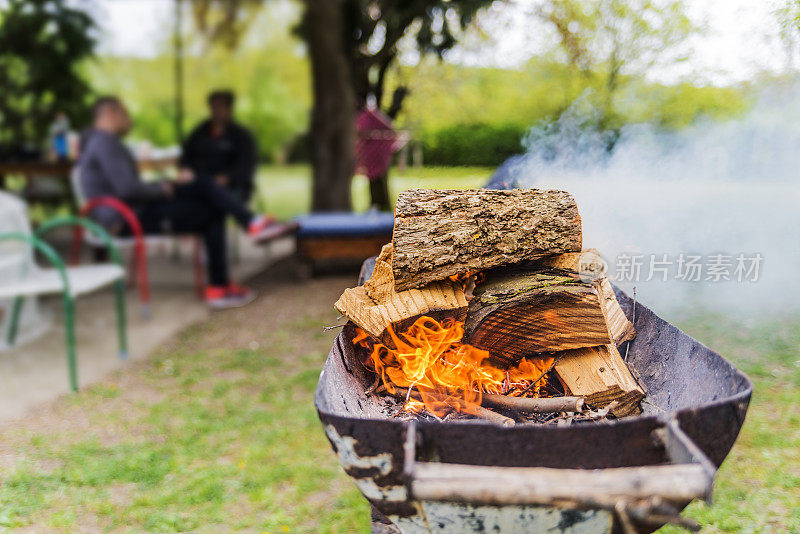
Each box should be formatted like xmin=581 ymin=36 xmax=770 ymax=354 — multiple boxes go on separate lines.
xmin=0 ymin=192 xmax=128 ymax=392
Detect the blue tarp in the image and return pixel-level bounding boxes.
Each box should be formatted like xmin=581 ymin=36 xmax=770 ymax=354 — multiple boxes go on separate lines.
xmin=294 ymin=211 xmax=394 ymax=238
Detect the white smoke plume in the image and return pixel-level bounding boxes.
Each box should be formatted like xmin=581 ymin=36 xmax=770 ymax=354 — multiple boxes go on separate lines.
xmin=509 ymin=86 xmax=800 ymax=320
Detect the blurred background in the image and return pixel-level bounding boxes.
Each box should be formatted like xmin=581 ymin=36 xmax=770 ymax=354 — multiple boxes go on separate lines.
xmin=0 ymin=1 xmax=799 ymax=532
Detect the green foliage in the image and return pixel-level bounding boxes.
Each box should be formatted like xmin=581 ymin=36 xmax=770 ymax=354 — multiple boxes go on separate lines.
xmin=537 ymin=0 xmax=697 ymax=120
xmin=393 ymin=59 xmax=749 ymax=166
xmin=89 ymin=43 xmax=310 ymax=161
xmin=86 ymin=3 xmax=310 ymax=161
xmin=0 ymin=0 xmax=96 ymax=149
xmin=420 ymin=123 xmax=526 ymax=166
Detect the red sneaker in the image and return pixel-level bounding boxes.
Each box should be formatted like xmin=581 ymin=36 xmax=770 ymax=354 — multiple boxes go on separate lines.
xmin=205 ymin=284 xmax=256 ymax=309
xmin=226 ymin=283 xmax=254 ymax=299
xmin=248 ymin=215 xmax=276 ymax=238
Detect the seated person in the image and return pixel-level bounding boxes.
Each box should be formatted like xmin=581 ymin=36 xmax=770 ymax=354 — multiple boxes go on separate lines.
xmin=78 ymin=96 xmax=275 ymax=309
xmin=180 ymin=90 xmax=256 ymax=202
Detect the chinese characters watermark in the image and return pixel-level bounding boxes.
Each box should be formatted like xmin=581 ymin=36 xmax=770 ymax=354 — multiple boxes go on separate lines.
xmin=614 ymin=253 xmax=763 ymax=283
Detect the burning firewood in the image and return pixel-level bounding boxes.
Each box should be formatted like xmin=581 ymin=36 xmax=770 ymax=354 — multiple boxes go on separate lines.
xmin=553 ymin=344 xmax=645 ymax=417
xmin=383 ymin=386 xmax=516 ymax=426
xmin=481 ymin=393 xmax=584 ymax=414
xmin=335 ymin=244 xmax=468 ymax=346
xmin=391 ymin=189 xmax=583 ymax=291
xmin=463 ymin=268 xmax=611 ymax=365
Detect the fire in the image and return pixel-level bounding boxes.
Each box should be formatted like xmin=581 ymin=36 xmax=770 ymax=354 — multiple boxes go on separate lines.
xmin=354 ymin=316 xmax=554 ymax=418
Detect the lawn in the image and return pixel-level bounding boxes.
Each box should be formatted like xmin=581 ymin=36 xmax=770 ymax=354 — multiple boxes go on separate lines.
xmin=254 ymin=164 xmax=492 ymax=220
xmin=0 ymin=167 xmax=797 ymax=532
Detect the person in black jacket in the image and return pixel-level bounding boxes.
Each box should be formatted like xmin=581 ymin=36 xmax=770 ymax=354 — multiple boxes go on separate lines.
xmin=79 ymin=96 xmax=277 ymax=309
xmin=180 ymin=90 xmax=257 ymax=202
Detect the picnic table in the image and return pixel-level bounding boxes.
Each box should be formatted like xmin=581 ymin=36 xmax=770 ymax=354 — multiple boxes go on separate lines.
xmin=0 ymin=156 xmax=179 ymax=206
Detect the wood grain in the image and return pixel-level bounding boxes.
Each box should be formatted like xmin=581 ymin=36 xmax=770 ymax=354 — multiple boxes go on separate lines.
xmin=335 ymin=243 xmax=468 ymax=345
xmin=595 ymin=277 xmax=636 ymax=346
xmin=464 ymin=269 xmax=610 ymax=364
xmin=554 ymin=344 xmax=645 ymax=417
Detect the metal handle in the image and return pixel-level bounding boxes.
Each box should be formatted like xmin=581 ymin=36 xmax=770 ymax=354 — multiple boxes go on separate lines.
xmin=403 ymin=417 xmax=712 ymax=531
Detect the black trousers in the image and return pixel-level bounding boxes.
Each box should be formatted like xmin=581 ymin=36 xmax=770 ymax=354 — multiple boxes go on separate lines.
xmin=130 ymin=176 xmax=253 ymax=287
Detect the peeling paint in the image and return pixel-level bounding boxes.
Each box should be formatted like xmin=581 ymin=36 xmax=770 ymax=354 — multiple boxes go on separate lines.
xmin=324 ymin=423 xmax=394 ymax=477
xmin=353 ymin=478 xmax=407 ymax=502
xmin=390 ymin=502 xmax=613 ymax=533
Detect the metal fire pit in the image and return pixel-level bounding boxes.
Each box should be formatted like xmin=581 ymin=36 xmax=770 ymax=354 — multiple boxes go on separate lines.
xmin=315 ymin=258 xmax=752 ymax=533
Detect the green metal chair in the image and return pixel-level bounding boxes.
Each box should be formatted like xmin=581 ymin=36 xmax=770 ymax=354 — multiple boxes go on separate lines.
xmin=0 ymin=194 xmax=128 ymax=392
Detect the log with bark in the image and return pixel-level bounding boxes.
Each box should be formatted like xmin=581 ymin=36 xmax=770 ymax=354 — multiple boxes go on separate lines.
xmin=335 ymin=243 xmax=468 ymax=345
xmin=383 ymin=386 xmax=515 ymax=426
xmin=391 ymin=189 xmax=582 ymax=291
xmin=481 ymin=393 xmax=584 ymax=414
xmin=463 ymin=268 xmax=611 ymax=365
xmin=553 ymin=343 xmax=645 ymax=417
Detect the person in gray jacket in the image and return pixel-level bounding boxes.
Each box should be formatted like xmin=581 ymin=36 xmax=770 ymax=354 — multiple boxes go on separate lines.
xmin=78 ymin=96 xmax=275 ymax=309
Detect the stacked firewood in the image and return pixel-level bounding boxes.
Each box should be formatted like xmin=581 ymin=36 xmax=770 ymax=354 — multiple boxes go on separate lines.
xmin=335 ymin=188 xmax=645 ymax=423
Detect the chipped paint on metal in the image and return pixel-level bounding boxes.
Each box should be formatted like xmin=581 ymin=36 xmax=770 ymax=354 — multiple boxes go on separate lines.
xmin=389 ymin=502 xmax=614 ymax=533
xmin=324 ymin=423 xmax=394 ymax=476
xmin=324 ymin=423 xmax=408 ymax=502
xmin=353 ymin=478 xmax=408 ymax=502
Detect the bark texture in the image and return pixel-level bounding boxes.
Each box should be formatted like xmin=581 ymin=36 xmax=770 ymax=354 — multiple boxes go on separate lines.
xmin=464 ymin=269 xmax=610 ymax=365
xmin=392 ymin=189 xmax=582 ymax=290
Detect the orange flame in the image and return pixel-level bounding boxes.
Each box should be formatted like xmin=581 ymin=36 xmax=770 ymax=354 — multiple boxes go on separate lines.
xmin=355 ymin=316 xmax=553 ymax=417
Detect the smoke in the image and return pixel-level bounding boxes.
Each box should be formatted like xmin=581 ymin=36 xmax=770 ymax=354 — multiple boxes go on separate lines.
xmin=510 ymin=86 xmax=800 ymax=319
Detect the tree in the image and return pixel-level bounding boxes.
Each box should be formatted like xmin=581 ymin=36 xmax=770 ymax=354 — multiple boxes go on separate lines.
xmin=0 ymin=0 xmax=96 ymax=151
xmin=777 ymin=1 xmax=800 ymax=71
xmin=536 ymin=0 xmax=696 ymax=127
xmin=189 ymin=0 xmax=494 ymax=211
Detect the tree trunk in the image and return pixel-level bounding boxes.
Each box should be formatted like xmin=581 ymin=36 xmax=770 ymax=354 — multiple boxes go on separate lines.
xmin=368 ymin=171 xmax=392 ymax=211
xmin=304 ymin=0 xmax=355 ymax=212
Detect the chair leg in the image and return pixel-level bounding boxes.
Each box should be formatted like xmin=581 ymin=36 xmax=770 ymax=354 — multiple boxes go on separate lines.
xmin=193 ymin=236 xmax=205 ymax=299
xmin=61 ymin=291 xmax=78 ymax=392
xmin=134 ymin=239 xmax=151 ymax=319
xmin=114 ymin=279 xmax=129 ymax=359
xmin=7 ymin=296 xmax=24 ymax=346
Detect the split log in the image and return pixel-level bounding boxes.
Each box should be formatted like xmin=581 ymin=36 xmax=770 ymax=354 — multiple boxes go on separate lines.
xmin=335 ymin=243 xmax=467 ymax=346
xmin=481 ymin=393 xmax=584 ymax=413
xmin=464 ymin=268 xmax=611 ymax=365
xmin=553 ymin=344 xmax=645 ymax=417
xmin=529 ymin=251 xmax=635 ymax=346
xmin=392 ymin=189 xmax=582 ymax=290
xmin=595 ymin=277 xmax=636 ymax=346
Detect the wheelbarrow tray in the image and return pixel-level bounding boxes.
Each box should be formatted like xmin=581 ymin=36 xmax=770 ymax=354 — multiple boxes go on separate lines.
xmin=315 ymin=260 xmax=752 ymax=533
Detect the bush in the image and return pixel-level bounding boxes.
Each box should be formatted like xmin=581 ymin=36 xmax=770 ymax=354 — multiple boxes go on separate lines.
xmin=420 ymin=123 xmax=527 ymax=167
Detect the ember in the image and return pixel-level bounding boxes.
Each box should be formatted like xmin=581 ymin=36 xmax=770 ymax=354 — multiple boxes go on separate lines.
xmin=353 ymin=316 xmax=553 ymax=418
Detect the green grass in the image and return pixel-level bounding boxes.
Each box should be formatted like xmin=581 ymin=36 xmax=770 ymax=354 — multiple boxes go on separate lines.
xmin=0 ymin=276 xmax=369 ymax=533
xmin=254 ymin=164 xmax=491 ymax=220
xmin=659 ymin=312 xmax=800 ymax=533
